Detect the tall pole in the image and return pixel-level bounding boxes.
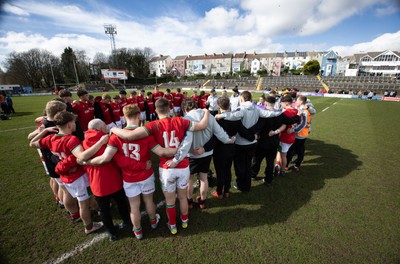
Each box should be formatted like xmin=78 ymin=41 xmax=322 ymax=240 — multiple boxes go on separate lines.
xmin=104 ymin=24 xmax=117 ymax=66
xmin=73 ymin=59 xmax=79 ymax=85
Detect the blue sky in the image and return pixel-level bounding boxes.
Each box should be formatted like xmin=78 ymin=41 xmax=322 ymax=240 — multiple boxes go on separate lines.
xmin=0 ymin=0 xmax=399 ymax=68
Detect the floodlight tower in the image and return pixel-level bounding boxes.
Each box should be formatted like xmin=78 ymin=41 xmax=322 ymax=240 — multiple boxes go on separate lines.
xmin=104 ymin=24 xmax=117 ymax=66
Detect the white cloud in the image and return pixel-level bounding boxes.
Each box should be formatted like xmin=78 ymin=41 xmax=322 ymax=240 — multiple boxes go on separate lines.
xmin=0 ymin=0 xmax=398 ymax=67
xmin=200 ymin=7 xmax=240 ymax=32
xmin=2 ymin=3 xmax=30 ymax=16
xmin=329 ymin=31 xmax=400 ymax=56
xmin=0 ymin=32 xmax=109 ymax=64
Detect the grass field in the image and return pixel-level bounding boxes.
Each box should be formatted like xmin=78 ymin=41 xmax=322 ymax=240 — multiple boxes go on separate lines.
xmin=0 ymin=93 xmax=399 ymax=264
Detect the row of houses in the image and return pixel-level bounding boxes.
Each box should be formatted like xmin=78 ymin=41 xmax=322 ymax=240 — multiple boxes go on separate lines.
xmin=149 ymin=50 xmax=400 ymax=78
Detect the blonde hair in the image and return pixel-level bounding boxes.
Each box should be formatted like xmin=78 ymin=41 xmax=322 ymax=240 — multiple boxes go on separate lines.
xmin=123 ymin=104 xmax=140 ymax=119
xmin=45 ymin=101 xmax=66 ymax=118
xmin=102 ymin=93 xmax=111 ymax=100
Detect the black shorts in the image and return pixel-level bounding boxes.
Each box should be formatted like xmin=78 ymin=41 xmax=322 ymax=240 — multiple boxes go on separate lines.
xmin=189 ymin=155 xmax=212 ymax=174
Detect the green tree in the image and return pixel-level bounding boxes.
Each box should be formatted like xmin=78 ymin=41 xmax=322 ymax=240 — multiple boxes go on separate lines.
xmin=257 ymin=69 xmax=268 ymax=76
xmin=240 ymin=69 xmax=251 ymax=76
xmin=61 ymin=47 xmax=77 ymax=83
xmin=303 ymin=60 xmax=320 ymax=75
xmin=290 ymin=69 xmax=302 ymax=75
xmin=282 ymin=66 xmax=289 ymax=75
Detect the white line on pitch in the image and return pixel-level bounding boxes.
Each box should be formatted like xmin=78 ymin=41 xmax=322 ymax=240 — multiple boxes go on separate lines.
xmin=45 ymin=200 xmax=166 ymax=264
xmin=44 ymin=233 xmax=108 ymax=264
xmin=0 ymin=126 xmax=36 ymax=133
xmin=322 ymin=107 xmax=330 ymax=112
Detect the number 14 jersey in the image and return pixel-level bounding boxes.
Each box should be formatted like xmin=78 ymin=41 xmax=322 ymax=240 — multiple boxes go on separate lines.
xmin=144 ymin=117 xmax=192 ymax=169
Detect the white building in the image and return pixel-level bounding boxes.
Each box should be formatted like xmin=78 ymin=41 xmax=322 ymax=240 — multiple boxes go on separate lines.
xmin=185 ymin=53 xmax=232 ymax=76
xmin=149 ymin=55 xmax=173 ymax=77
xmin=357 ymin=50 xmax=400 ymax=76
xmin=250 ymin=58 xmax=261 ymax=74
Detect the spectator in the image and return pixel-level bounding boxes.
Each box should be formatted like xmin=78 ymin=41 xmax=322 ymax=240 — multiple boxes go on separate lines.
xmin=1 ymin=91 xmax=10 ymax=115
xmin=367 ymin=91 xmax=374 ymax=100
xmin=5 ymin=94 xmax=15 ymax=114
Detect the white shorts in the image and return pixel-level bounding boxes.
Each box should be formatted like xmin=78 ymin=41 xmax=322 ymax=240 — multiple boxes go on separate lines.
xmin=106 ymin=122 xmax=117 ymax=133
xmin=159 ymin=166 xmax=190 ymax=193
xmin=115 ymin=120 xmax=122 ymax=128
xmin=64 ymin=173 xmax=91 ymax=201
xmin=173 ymin=106 xmax=181 ymax=113
xmin=123 ymin=174 xmax=155 ymax=198
xmin=140 ymin=111 xmax=146 ymax=121
xmin=279 ymin=142 xmax=293 ymax=153
xmin=54 ymin=177 xmax=64 ymax=186
xmin=120 ymin=116 xmax=126 ymax=126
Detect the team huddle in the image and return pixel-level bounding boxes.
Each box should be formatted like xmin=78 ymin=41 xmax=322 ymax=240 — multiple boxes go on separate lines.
xmin=28 ymin=86 xmax=315 ymax=241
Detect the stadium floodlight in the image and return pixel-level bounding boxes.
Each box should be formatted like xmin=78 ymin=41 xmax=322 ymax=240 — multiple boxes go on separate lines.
xmin=104 ymin=24 xmax=117 ymax=55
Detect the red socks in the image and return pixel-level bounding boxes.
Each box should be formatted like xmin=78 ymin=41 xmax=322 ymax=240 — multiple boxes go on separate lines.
xmin=181 ymin=214 xmax=188 ymax=221
xmin=166 ymin=204 xmax=176 ymax=226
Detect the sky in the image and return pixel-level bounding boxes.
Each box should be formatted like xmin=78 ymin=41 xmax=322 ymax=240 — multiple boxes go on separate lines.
xmin=0 ymin=0 xmax=399 ymax=69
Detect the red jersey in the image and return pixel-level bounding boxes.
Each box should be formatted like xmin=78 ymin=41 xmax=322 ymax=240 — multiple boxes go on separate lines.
xmin=279 ymin=108 xmax=298 ymax=144
xmin=192 ymin=95 xmax=199 ymax=107
xmin=39 ymin=134 xmax=85 ymax=184
xmin=199 ymin=94 xmax=209 ymax=109
xmin=99 ymin=102 xmax=114 ymax=125
xmin=119 ymin=98 xmax=128 ymax=117
xmin=72 ymin=101 xmax=94 ymax=131
xmin=108 ymin=127 xmax=158 ymax=182
xmin=172 ymin=92 xmax=184 ymax=107
xmin=146 ymin=98 xmax=155 ymax=114
xmin=109 ymin=102 xmax=121 ymax=122
xmin=82 ymin=130 xmax=122 ymax=196
xmin=127 ymin=97 xmax=137 ymax=105
xmin=136 ymin=95 xmax=145 ymax=111
xmin=153 ymin=91 xmax=164 ymax=102
xmin=88 ymin=103 xmax=95 ymax=118
xmin=164 ymin=94 xmax=173 ymax=109
xmin=144 ymin=117 xmax=191 ymax=169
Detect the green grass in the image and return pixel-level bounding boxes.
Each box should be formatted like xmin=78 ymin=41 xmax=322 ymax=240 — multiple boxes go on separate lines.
xmin=0 ymin=94 xmax=399 ymax=263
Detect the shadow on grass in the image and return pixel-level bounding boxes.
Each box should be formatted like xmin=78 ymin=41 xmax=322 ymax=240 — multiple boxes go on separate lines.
xmin=183 ymin=138 xmax=363 ymax=234
xmin=8 ymin=112 xmax=35 ymax=117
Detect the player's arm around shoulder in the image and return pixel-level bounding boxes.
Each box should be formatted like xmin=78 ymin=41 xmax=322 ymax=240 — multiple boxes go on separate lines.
xmin=85 ymin=145 xmax=117 ymax=166
xmin=72 ymin=134 xmax=109 ymax=161
xmin=216 ymin=108 xmax=243 ymax=121
xmin=167 ymin=130 xmax=193 ymax=168
xmin=29 ymin=127 xmax=58 ymax=148
xmin=258 ymin=107 xmax=282 ymax=118
xmin=152 ymin=144 xmax=177 ymax=158
xmin=211 ymin=116 xmax=231 ymax=144
xmin=191 ymin=109 xmax=209 ymax=131
xmin=110 ymin=126 xmax=148 ymax=140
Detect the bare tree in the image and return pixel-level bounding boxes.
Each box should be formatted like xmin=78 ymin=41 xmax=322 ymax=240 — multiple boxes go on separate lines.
xmin=5 ymin=49 xmax=60 ymax=89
